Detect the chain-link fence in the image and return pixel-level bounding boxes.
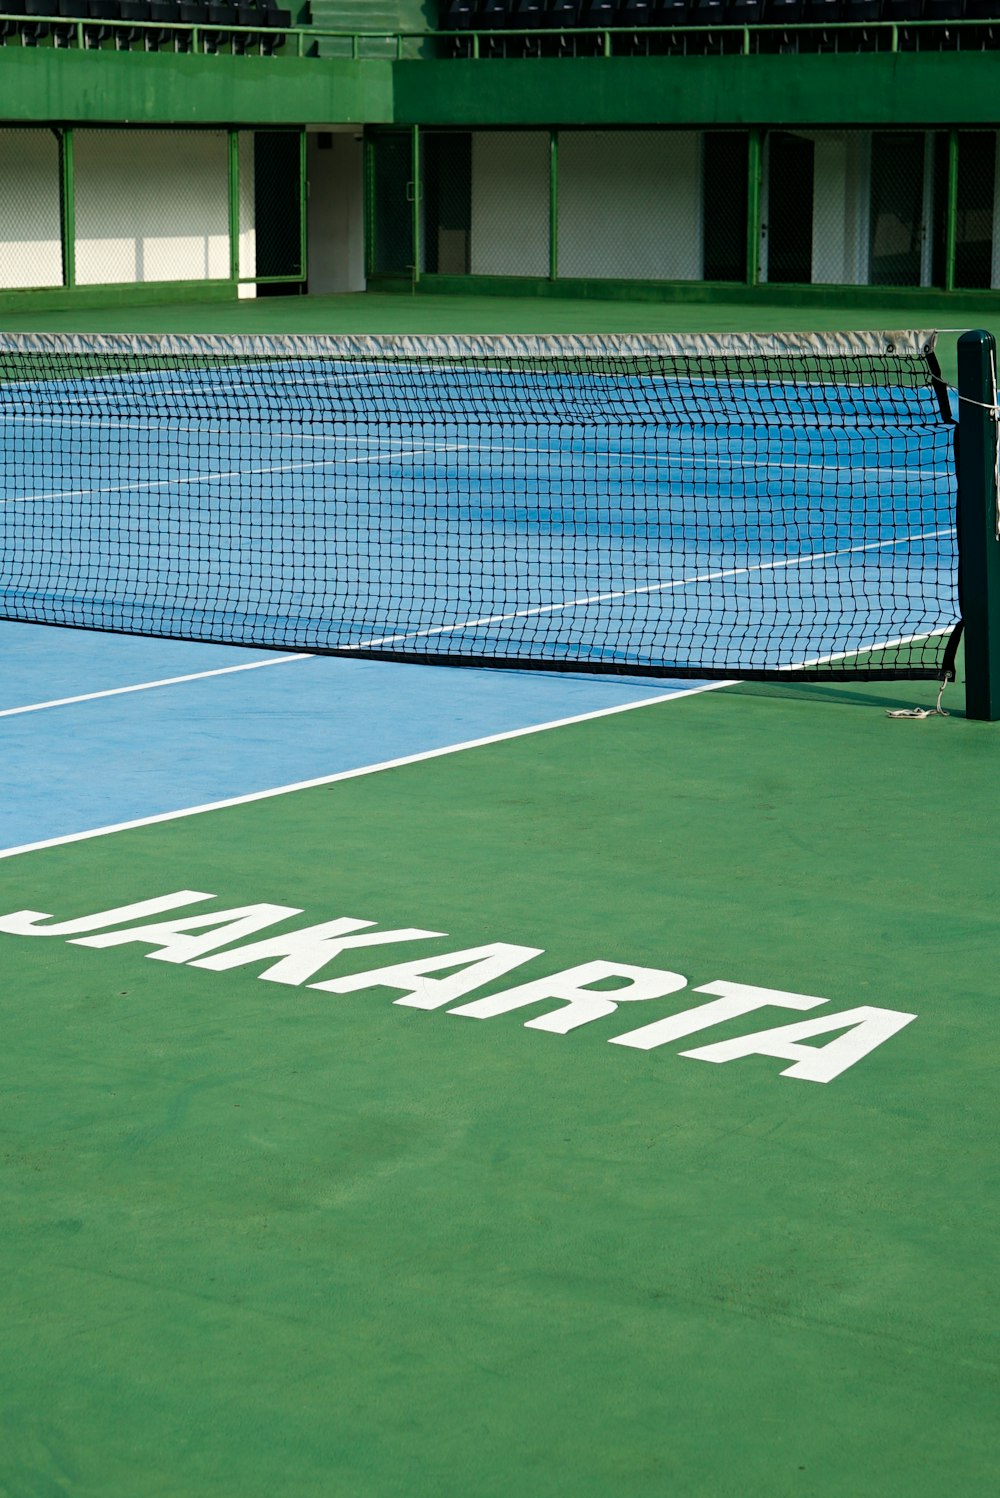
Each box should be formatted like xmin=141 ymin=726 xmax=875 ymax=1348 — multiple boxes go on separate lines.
xmin=954 ymin=130 xmax=998 ymax=290
xmin=74 ymin=130 xmax=230 ymax=285
xmin=0 ymin=127 xmax=304 ymax=293
xmin=0 ymin=129 xmax=64 ymax=291
xmin=378 ymin=125 xmax=1000 ymax=293
xmin=243 ymin=130 xmax=305 ymax=284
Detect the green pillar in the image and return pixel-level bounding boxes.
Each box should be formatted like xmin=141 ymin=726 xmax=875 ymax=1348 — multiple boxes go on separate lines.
xmin=549 ymin=129 xmax=559 ymax=282
xmin=411 ymin=124 xmax=421 ymax=285
xmin=363 ymin=134 xmax=377 ymax=281
xmin=59 ymin=128 xmax=75 ymax=290
xmin=227 ymin=130 xmax=240 ymax=284
xmin=956 ymin=329 xmax=1000 ymax=720
xmin=944 ymin=130 xmax=959 ymax=294
xmin=299 ymin=127 xmax=308 ymax=282
xmin=746 ymin=128 xmax=762 ymax=289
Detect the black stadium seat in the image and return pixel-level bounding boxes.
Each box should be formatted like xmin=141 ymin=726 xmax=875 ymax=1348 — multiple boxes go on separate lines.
xmin=441 ymin=0 xmax=478 ymax=54
xmin=507 ymin=0 xmax=547 ymax=55
xmin=148 ymin=0 xmax=179 ymax=49
xmin=802 ymin=0 xmax=843 ymax=47
xmin=205 ymin=0 xmax=236 ymax=51
xmin=725 ymin=0 xmax=764 ymax=23
xmin=545 ymin=0 xmax=581 ymax=52
xmin=118 ymin=0 xmax=152 ymax=48
xmin=177 ymin=0 xmax=207 ymax=49
xmin=51 ymin=0 xmax=85 ymax=47
xmin=648 ymin=0 xmax=692 ymax=52
xmin=578 ymin=0 xmax=617 ymax=51
xmin=261 ymin=4 xmax=289 ymax=52
xmin=233 ymin=1 xmax=261 ymax=54
xmin=0 ymin=0 xmax=27 ymax=44
xmin=477 ymin=0 xmax=507 ymax=53
xmin=86 ymin=0 xmax=118 ymax=46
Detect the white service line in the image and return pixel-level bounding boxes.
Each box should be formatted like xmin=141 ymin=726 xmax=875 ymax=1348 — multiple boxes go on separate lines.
xmin=349 ymin=527 xmax=957 ymax=651
xmin=0 ymin=652 xmax=314 ymax=718
xmin=0 ymin=680 xmax=733 ymax=861
xmin=1 ymin=445 xmax=469 ymax=507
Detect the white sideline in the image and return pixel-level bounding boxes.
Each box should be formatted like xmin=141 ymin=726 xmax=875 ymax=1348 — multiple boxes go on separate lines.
xmin=0 ymin=653 xmax=314 ymax=718
xmin=0 ymin=681 xmax=733 ymax=861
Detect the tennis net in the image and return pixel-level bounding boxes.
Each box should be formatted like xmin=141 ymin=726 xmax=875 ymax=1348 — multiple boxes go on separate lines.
xmin=0 ymin=329 xmax=962 ymax=680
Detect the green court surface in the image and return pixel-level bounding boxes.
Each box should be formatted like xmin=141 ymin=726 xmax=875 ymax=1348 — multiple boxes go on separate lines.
xmin=2 ymin=670 xmax=998 ymax=1497
xmin=2 ymin=293 xmax=999 ymax=1496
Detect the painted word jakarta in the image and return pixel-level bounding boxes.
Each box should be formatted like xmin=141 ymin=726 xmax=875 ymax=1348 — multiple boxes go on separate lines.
xmin=0 ymin=890 xmax=916 ymax=1084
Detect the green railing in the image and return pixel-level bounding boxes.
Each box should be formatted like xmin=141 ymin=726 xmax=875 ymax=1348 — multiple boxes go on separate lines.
xmin=0 ymin=17 xmax=995 ymax=59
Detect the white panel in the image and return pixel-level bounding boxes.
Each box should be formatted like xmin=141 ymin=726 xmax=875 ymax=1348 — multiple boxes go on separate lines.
xmin=470 ymin=132 xmax=549 ymax=277
xmin=811 ymin=133 xmax=870 ymax=286
xmin=306 ymin=131 xmax=366 ymax=294
xmin=74 ymin=131 xmax=229 ymax=286
xmin=239 ymin=131 xmax=256 ymax=282
xmin=0 ymin=130 xmax=63 ymax=290
xmin=558 ymin=131 xmax=702 ymax=282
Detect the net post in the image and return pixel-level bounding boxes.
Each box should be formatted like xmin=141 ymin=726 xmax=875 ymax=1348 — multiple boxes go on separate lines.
xmin=957 ymin=329 xmax=1000 ymax=721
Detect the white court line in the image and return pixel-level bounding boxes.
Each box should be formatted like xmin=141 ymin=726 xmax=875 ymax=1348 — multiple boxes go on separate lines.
xmin=0 ymin=680 xmax=732 ymax=861
xmin=776 ymin=627 xmax=951 ymax=671
xmin=0 ymin=445 xmax=468 ymax=507
xmin=0 ymin=652 xmax=313 ymax=718
xmin=349 ymin=527 xmax=957 ymax=651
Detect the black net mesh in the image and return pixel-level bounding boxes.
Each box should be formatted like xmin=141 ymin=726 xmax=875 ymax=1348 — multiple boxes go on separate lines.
xmin=0 ymin=330 xmax=960 ymax=680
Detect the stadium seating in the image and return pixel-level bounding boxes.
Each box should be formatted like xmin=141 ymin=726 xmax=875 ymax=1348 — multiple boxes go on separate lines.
xmin=430 ymin=0 xmax=1000 ymax=54
xmin=1 ymin=0 xmax=998 ymax=56
xmin=0 ymin=0 xmax=296 ymax=50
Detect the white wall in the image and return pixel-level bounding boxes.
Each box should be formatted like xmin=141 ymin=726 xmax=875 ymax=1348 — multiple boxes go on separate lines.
xmin=811 ymin=132 xmax=870 ymax=286
xmin=306 ymin=130 xmax=366 ymax=293
xmin=470 ymin=132 xmax=549 ymax=277
xmin=74 ymin=130 xmax=229 ymax=285
xmin=558 ymin=131 xmax=702 ymax=281
xmin=0 ymin=129 xmax=63 ymax=290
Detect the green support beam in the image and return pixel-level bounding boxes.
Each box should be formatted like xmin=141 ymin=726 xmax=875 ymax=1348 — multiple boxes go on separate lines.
xmin=957 ymin=329 xmax=1000 ymax=721
xmin=58 ymin=127 xmax=75 ymax=290
xmin=227 ymin=129 xmax=240 ymax=283
xmin=746 ymin=127 xmax=762 ymax=289
xmin=944 ymin=129 xmax=959 ymax=295
xmin=549 ymin=129 xmax=559 ymax=282
xmin=410 ymin=122 xmax=421 ymax=285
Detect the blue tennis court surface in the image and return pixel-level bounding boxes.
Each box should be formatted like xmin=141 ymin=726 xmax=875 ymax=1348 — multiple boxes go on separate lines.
xmin=0 ymin=352 xmax=958 ymax=675
xmin=0 ymin=620 xmax=707 ymax=853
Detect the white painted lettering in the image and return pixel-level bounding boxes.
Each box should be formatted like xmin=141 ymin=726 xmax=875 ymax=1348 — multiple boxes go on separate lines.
xmin=450 ymin=960 xmax=688 ymax=1033
xmin=195 ymin=917 xmax=446 ymax=985
xmin=72 ymin=903 xmax=302 ymax=964
xmin=610 ymin=979 xmax=827 ymax=1050
xmin=681 ymin=1006 xmax=918 ymax=1083
xmin=0 ymin=890 xmax=214 ymax=938
xmin=316 ymin=943 xmax=543 ymax=1009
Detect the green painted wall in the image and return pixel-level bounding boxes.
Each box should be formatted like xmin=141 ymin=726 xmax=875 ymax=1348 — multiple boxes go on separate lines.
xmin=0 ymin=49 xmax=393 ymax=127
xmin=1 ymin=48 xmax=999 ymax=132
xmin=393 ymin=54 xmax=1000 ymax=129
